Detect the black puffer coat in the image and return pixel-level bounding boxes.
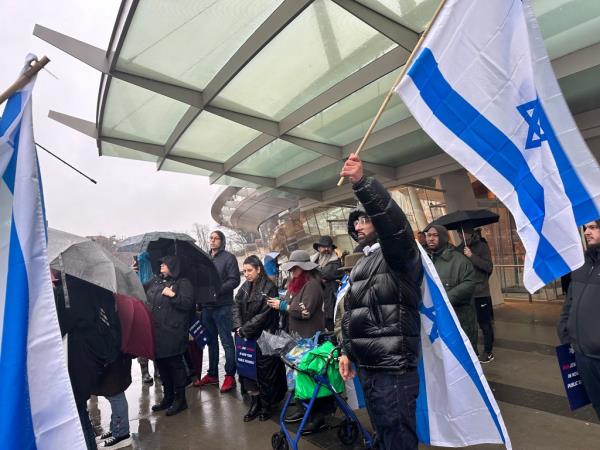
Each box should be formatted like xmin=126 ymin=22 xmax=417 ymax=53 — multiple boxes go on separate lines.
xmin=558 ymin=246 xmax=600 ymax=358
xmin=146 ymin=256 xmax=195 ymax=359
xmin=342 ymin=177 xmax=422 ymax=372
xmin=232 ymin=276 xmax=286 ymax=405
xmin=232 ymin=276 xmax=279 ymax=339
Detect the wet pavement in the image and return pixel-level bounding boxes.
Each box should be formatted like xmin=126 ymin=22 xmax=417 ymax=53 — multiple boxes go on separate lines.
xmin=89 ymin=300 xmax=600 ymax=449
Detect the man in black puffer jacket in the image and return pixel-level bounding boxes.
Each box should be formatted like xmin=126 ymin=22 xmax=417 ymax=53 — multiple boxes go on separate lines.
xmin=557 ymin=219 xmax=600 ymax=419
xmin=339 ymin=153 xmax=422 ymax=450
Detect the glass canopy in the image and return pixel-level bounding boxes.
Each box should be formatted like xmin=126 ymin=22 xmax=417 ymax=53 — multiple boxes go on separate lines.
xmin=50 ymin=0 xmax=600 ymax=230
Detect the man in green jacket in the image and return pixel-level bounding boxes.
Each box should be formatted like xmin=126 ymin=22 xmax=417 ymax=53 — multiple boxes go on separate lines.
xmin=425 ymin=224 xmax=478 ymax=350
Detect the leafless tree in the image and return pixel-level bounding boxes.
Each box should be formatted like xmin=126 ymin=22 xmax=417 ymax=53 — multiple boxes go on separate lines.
xmin=191 ymin=223 xmax=212 ymax=253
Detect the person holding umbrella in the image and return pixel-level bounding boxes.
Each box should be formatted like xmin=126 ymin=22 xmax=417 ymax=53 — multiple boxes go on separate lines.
xmin=146 ymin=256 xmax=195 ymax=416
xmin=456 ymin=227 xmax=495 ymax=363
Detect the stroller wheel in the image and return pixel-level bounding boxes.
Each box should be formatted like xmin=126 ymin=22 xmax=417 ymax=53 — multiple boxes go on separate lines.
xmin=337 ymin=419 xmax=359 ymax=446
xmin=271 ymin=432 xmax=289 ymax=450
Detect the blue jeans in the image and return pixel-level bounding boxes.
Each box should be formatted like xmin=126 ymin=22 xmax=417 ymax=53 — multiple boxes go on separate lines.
xmin=358 ymin=369 xmax=419 ymax=450
xmin=106 ymin=392 xmax=129 ymax=438
xmin=203 ymin=305 xmax=236 ymax=377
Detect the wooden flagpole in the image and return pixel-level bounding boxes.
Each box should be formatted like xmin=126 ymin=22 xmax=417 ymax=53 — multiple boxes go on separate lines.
xmin=0 ymin=56 xmax=50 ymax=105
xmin=337 ymin=0 xmax=447 ymax=186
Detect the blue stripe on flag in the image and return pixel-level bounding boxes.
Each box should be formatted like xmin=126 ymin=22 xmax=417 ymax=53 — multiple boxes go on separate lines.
xmin=0 ymin=222 xmax=37 ymax=449
xmin=408 ymin=48 xmax=570 ymax=284
xmin=537 ymin=103 xmax=600 ymax=225
xmin=416 ymin=356 xmax=430 ymax=444
xmin=3 ymin=124 xmax=21 ymax=194
xmin=353 ymin=374 xmax=366 ymax=409
xmin=424 ymin=270 xmax=506 ymax=444
xmin=0 ymin=92 xmax=22 ymax=136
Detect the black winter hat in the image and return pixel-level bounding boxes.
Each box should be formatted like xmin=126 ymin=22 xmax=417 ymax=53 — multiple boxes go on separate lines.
xmin=313 ymin=235 xmax=336 ymax=251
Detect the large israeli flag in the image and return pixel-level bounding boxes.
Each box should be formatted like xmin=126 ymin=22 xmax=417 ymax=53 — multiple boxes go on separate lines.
xmin=397 ymin=0 xmax=600 ymax=293
xmin=417 ymin=244 xmax=511 ymax=448
xmin=0 ymin=57 xmax=86 ymax=449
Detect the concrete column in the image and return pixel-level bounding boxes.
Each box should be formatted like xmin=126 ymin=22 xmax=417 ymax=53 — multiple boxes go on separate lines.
xmin=439 ymin=169 xmax=504 ymax=306
xmin=407 ymin=187 xmax=429 ymax=231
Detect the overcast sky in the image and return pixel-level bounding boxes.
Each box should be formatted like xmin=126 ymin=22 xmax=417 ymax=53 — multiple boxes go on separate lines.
xmin=0 ymin=0 xmax=221 ymax=238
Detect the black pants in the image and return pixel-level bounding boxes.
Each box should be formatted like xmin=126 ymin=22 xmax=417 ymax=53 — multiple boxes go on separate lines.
xmin=77 ymin=402 xmax=97 ymax=450
xmin=475 ymin=296 xmax=494 ymax=354
xmin=155 ymin=354 xmax=187 ymax=400
xmin=575 ymin=352 xmax=600 ymax=419
xmin=358 ymin=369 xmax=419 ymax=450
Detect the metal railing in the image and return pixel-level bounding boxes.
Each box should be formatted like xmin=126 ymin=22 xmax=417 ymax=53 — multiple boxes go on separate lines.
xmin=495 ymin=264 xmax=562 ymax=302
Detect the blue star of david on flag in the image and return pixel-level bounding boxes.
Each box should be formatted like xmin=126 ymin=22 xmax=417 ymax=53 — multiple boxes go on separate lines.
xmin=517 ymin=98 xmax=548 ymax=149
xmin=420 ymin=304 xmax=439 ymax=343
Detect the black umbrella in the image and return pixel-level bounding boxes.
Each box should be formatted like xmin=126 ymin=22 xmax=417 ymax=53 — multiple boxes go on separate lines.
xmin=118 ymin=232 xmax=221 ymax=303
xmin=428 ymin=209 xmax=499 ymax=231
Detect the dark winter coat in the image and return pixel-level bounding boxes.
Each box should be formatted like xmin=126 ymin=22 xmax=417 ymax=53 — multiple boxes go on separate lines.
xmin=93 ymin=354 xmax=132 ymax=398
xmin=310 ymin=252 xmax=341 ymax=321
xmin=456 ymin=234 xmax=493 ymax=298
xmin=233 ymin=275 xmax=286 ymax=405
xmin=53 ymin=276 xmax=121 ymax=405
xmin=207 ymin=230 xmax=240 ymax=307
xmin=558 ymin=247 xmax=600 ymax=359
xmin=428 ymin=245 xmax=478 ymax=349
xmin=342 ymin=176 xmax=423 ymax=372
xmin=285 ymin=276 xmax=325 ymax=338
xmin=146 ymin=256 xmax=195 ymax=359
xmin=232 ymin=276 xmax=279 ymax=339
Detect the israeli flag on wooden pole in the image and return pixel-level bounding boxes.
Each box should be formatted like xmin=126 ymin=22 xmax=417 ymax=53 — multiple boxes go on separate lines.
xmin=417 ymin=244 xmax=511 ymax=448
xmin=0 ymin=56 xmax=86 ymax=449
xmin=396 ymin=0 xmax=600 ymax=293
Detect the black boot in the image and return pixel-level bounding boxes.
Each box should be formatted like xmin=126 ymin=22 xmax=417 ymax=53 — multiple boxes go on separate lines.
xmin=258 ymin=398 xmax=271 ymax=422
xmin=166 ymin=392 xmax=188 ymax=416
xmin=284 ymin=401 xmax=305 ymax=423
xmin=151 ymin=395 xmax=173 ymax=412
xmin=244 ymin=395 xmax=260 ymax=422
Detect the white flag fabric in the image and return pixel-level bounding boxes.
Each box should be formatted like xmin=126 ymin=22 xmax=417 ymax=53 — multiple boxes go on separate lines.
xmin=0 ymin=57 xmax=86 ymax=449
xmin=417 ymin=244 xmax=511 ymax=448
xmin=396 ymin=0 xmax=600 ymax=292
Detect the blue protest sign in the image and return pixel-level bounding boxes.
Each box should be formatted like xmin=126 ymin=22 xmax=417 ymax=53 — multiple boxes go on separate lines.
xmin=235 ymin=335 xmax=257 ymax=380
xmin=556 ymin=343 xmax=590 ymax=410
xmin=189 ymin=318 xmax=211 ymax=348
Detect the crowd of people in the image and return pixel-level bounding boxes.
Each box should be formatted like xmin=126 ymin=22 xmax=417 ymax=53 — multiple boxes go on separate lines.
xmin=52 ymin=153 xmax=600 ymax=450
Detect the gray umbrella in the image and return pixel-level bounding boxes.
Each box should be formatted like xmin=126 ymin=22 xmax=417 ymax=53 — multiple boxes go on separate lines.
xmin=48 ymin=228 xmax=146 ymax=301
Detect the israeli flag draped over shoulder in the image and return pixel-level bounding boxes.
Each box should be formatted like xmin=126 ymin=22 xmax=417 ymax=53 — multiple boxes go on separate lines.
xmin=397 ymin=0 xmax=600 ymax=293
xmin=0 ymin=56 xmax=86 ymax=449
xmin=417 ymin=244 xmax=510 ymax=448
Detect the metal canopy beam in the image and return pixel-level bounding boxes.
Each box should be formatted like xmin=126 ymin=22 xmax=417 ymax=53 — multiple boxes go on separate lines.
xmin=331 ymin=0 xmax=419 ymax=52
xmin=159 ymin=0 xmax=314 ymax=172
xmin=48 ymin=111 xmax=98 ymax=139
xmin=33 ymin=25 xmax=204 ymax=106
xmin=220 ymin=45 xmax=410 ymax=175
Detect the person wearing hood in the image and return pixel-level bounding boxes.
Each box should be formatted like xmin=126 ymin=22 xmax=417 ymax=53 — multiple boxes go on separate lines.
xmin=196 ymin=230 xmax=241 ymax=393
xmin=558 ymin=220 xmax=600 ymax=419
xmin=146 ymin=255 xmax=195 ymax=416
xmin=456 ymin=227 xmax=495 ymax=363
xmin=310 ymin=236 xmax=341 ymax=331
xmin=338 ymin=154 xmax=422 ymax=450
xmin=424 ymin=224 xmax=478 ymax=350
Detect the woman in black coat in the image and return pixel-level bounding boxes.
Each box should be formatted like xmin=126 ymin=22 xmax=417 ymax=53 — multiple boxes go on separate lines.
xmin=233 ymin=255 xmax=287 ymax=422
xmin=146 ymin=255 xmax=194 ymax=416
